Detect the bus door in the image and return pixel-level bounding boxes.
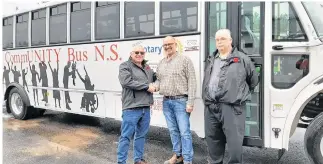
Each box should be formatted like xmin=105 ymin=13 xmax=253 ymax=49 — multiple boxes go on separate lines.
xmin=206 ymin=2 xmax=265 ymax=147
xmin=263 ymin=2 xmax=314 ymax=149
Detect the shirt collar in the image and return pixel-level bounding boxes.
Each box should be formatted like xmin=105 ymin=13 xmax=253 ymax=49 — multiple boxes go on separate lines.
xmin=215 ymin=52 xmax=231 ymax=60
xmin=166 ymin=52 xmax=179 ymax=61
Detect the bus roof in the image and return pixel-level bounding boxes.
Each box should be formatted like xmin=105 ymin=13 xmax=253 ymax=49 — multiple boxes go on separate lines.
xmin=2 ymin=1 xmax=68 ymax=18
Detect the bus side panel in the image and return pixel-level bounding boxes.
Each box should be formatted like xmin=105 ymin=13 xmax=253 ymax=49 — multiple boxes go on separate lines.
xmin=2 ymin=34 xmax=203 ymax=136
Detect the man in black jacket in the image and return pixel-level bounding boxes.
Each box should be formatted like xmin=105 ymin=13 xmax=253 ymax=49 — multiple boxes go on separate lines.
xmin=117 ymin=45 xmax=156 ymax=164
xmin=202 ymin=29 xmax=259 ymax=164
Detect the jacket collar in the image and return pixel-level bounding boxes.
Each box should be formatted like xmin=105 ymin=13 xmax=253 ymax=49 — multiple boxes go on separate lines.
xmin=128 ymin=57 xmax=148 ymax=68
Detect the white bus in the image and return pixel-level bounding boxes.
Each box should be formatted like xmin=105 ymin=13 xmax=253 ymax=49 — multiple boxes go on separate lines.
xmin=2 ymin=1 xmax=323 ymax=163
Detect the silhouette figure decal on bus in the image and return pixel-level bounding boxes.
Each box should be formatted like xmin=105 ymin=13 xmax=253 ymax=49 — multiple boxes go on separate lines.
xmin=39 ymin=61 xmax=48 ymax=103
xmin=63 ymin=61 xmax=73 ymax=110
xmin=76 ymin=65 xmax=98 ymax=113
xmin=72 ymin=61 xmax=77 ymax=86
xmin=3 ymin=62 xmax=11 ymax=87
xmin=29 ymin=62 xmax=40 ymax=105
xmin=21 ymin=62 xmax=29 ymax=92
xmin=11 ymin=62 xmax=21 ymax=83
xmin=49 ymin=61 xmax=61 ymax=108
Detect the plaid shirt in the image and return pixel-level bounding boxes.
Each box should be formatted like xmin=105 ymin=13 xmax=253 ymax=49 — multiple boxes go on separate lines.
xmin=154 ymin=52 xmax=197 ymax=106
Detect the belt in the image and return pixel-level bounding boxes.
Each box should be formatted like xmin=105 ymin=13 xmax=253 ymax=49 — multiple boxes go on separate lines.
xmin=130 ymin=106 xmax=150 ymax=110
xmin=164 ymin=95 xmax=188 ymax=100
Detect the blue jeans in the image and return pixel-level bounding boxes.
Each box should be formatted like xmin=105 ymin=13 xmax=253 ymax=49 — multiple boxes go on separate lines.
xmin=163 ymin=98 xmax=193 ymax=162
xmin=117 ymin=107 xmax=151 ymax=164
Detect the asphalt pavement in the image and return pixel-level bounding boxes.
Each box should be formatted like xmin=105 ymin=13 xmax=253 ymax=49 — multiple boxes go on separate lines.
xmin=3 ymin=109 xmax=311 ymax=164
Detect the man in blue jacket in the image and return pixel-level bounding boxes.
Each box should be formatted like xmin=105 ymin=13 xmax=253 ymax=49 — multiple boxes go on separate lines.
xmin=117 ymin=45 xmax=156 ymax=164
xmin=202 ymin=29 xmax=259 ymax=164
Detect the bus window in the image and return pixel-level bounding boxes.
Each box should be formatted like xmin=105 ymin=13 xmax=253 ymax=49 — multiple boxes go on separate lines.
xmin=208 ymin=2 xmax=227 ymax=54
xmin=95 ymin=2 xmax=120 ymax=40
xmin=16 ymin=13 xmax=29 ymax=48
xmin=240 ymin=2 xmax=261 ymax=55
xmin=49 ymin=4 xmax=67 ymax=44
xmin=3 ymin=17 xmax=13 ymax=49
xmin=71 ymin=2 xmax=91 ymax=42
xmin=160 ymin=2 xmax=198 ymax=34
xmin=124 ymin=2 xmax=155 ymax=38
xmin=239 ymin=2 xmax=264 ymax=137
xmin=31 ymin=9 xmax=46 ymax=46
xmin=272 ymin=55 xmax=309 ymax=89
xmin=272 ymin=2 xmax=307 ymax=41
xmin=303 ymin=2 xmax=323 ymax=39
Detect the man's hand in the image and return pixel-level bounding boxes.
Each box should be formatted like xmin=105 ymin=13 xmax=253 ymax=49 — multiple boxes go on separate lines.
xmin=147 ymin=84 xmax=156 ymax=93
xmin=186 ymin=105 xmax=193 ymax=113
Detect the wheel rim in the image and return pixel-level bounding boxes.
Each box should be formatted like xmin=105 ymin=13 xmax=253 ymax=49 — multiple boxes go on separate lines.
xmin=321 ymin=136 xmax=323 ymax=157
xmin=10 ymin=93 xmax=23 ymax=115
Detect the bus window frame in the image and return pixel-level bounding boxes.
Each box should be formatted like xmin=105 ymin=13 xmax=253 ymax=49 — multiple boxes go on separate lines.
xmin=2 ymin=16 xmax=14 ymax=49
xmin=123 ymin=1 xmax=155 ymax=38
xmin=238 ymin=2 xmax=264 ymax=57
xmin=15 ymin=12 xmax=29 ymax=48
xmin=95 ymin=2 xmax=120 ymax=40
xmin=271 ymin=2 xmax=308 ymax=42
xmin=302 ymin=2 xmax=323 ymax=41
xmin=159 ymin=1 xmax=199 ymax=35
xmin=31 ymin=8 xmax=47 ymax=46
xmin=2 ymin=1 xmax=202 ymax=51
xmin=70 ymin=2 xmax=92 ymax=43
xmin=49 ymin=3 xmax=68 ymax=45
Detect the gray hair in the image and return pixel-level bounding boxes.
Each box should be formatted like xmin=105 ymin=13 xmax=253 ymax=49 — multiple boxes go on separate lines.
xmin=132 ymin=45 xmax=145 ymax=51
xmin=215 ymin=29 xmax=232 ymax=39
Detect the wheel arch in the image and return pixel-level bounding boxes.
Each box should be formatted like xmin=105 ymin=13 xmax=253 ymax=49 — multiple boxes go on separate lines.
xmin=4 ymin=83 xmax=31 ymax=113
xmin=282 ymin=77 xmax=323 ymax=150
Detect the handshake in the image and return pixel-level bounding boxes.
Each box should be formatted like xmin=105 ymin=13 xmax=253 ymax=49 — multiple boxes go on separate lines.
xmin=147 ymin=83 xmax=157 ymax=93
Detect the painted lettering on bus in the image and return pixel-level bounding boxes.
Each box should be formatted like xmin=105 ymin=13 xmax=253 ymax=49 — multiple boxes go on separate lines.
xmin=32 ymin=48 xmax=60 ymax=62
xmin=110 ymin=44 xmax=119 ymax=61
xmin=144 ymin=46 xmax=162 ymax=55
xmin=4 ymin=48 xmax=61 ymax=63
xmin=94 ymin=44 xmax=120 ymax=61
xmin=53 ymin=48 xmax=61 ymax=62
xmin=34 ymin=49 xmax=45 ymax=62
xmin=68 ymin=48 xmax=88 ymax=62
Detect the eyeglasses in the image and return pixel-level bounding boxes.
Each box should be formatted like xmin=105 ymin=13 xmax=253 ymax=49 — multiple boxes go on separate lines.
xmin=133 ymin=51 xmax=145 ymax=55
xmin=215 ymin=37 xmax=229 ymax=42
xmin=163 ymin=43 xmax=175 ymax=47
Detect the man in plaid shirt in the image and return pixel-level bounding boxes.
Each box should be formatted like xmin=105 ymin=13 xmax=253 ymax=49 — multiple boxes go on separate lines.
xmin=150 ymin=36 xmax=197 ymax=164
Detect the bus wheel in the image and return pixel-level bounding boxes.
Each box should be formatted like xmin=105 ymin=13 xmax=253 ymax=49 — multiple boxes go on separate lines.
xmin=8 ymin=87 xmax=31 ymax=120
xmin=304 ymin=112 xmax=323 ymax=164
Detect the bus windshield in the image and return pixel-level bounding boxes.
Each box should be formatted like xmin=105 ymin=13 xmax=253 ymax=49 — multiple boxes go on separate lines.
xmin=303 ymin=2 xmax=323 ymax=39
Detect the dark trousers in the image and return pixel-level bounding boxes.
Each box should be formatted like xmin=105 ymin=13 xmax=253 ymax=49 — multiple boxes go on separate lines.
xmin=205 ymin=103 xmax=246 ymax=164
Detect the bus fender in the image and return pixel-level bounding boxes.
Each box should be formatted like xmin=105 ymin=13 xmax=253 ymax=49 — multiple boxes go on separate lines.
xmin=282 ymin=77 xmax=323 ymax=150
xmin=4 ymin=82 xmax=31 ymax=113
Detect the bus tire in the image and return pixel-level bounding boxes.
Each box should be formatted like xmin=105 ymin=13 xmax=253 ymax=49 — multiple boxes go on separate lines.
xmin=8 ymin=87 xmax=32 ymax=120
xmin=304 ymin=112 xmax=323 ymax=164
